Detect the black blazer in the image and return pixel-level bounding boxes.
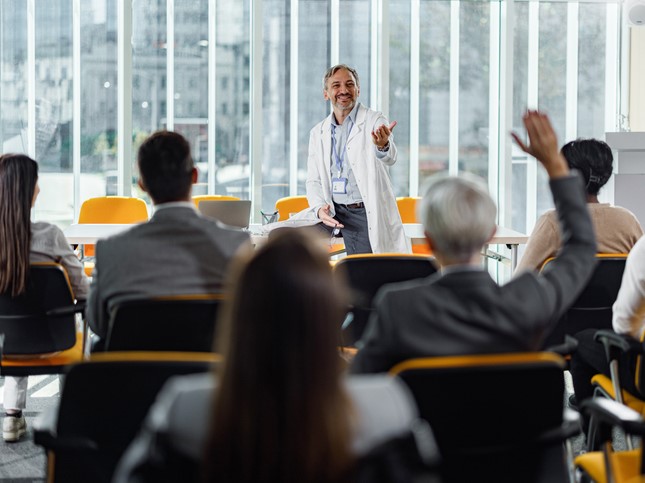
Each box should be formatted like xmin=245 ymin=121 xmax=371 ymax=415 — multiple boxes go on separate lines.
xmin=351 ymin=175 xmax=597 ymax=374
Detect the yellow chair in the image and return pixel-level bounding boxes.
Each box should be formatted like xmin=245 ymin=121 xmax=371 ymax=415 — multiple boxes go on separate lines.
xmin=275 ymin=195 xmax=309 ymax=221
xmin=575 ymin=398 xmax=645 ymax=483
xmin=78 ymin=196 xmax=149 ymax=260
xmin=192 ymin=194 xmax=240 ymax=209
xmin=396 ymin=196 xmax=431 ymax=255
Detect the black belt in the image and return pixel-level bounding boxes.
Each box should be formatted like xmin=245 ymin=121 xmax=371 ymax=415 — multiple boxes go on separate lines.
xmin=345 ymin=202 xmax=364 ymax=209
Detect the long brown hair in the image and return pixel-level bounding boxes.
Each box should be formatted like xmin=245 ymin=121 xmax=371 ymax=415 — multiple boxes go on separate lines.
xmin=0 ymin=154 xmax=38 ymax=296
xmin=202 ymin=228 xmax=354 ymax=483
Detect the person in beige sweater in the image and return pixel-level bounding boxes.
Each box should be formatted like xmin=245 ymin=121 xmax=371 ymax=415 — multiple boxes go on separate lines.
xmin=516 ymin=138 xmax=643 ymax=273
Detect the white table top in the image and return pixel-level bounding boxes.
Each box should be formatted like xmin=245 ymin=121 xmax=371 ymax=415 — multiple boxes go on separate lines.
xmin=402 ymin=223 xmax=528 ymax=245
xmin=65 ymin=222 xmax=528 ymax=246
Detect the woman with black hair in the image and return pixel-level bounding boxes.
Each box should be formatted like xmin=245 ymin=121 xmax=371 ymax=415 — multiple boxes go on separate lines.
xmin=516 ymin=138 xmax=643 ymax=272
xmin=0 ymin=154 xmax=88 ymax=442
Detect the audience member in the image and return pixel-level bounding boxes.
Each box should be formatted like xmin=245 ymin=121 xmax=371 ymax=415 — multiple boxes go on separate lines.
xmin=570 ymin=234 xmax=645 ymax=405
xmin=87 ymin=131 xmax=250 ymax=341
xmin=516 ymin=138 xmax=642 ymax=272
xmin=0 ymin=154 xmax=89 ymax=442
xmin=351 ymin=111 xmax=597 ymax=374
xmin=113 ymin=229 xmax=425 ymax=483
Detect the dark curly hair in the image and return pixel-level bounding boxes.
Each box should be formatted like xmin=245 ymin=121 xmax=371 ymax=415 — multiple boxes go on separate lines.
xmin=560 ymin=139 xmax=613 ymax=196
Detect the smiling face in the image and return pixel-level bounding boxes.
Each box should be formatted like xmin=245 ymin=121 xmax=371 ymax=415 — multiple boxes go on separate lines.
xmin=323 ymin=68 xmax=360 ymax=113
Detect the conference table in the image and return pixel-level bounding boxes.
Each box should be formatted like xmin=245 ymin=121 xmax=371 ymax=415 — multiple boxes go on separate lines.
xmin=64 ymin=222 xmax=528 ymax=269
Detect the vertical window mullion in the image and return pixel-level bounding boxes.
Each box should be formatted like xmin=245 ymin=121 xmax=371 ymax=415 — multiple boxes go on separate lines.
xmin=250 ymin=0 xmax=263 ymax=221
xmin=118 ymin=0 xmax=133 ymax=196
xmin=498 ymin=0 xmax=514 ymax=230
xmin=166 ymin=0 xmax=174 ymax=131
xmin=488 ymin=1 xmax=500 ymax=204
xmin=565 ymin=2 xmax=579 ymax=142
xmin=409 ymin=0 xmax=420 ymax=197
xmin=331 ymin=0 xmax=339 ymax=66
xmin=27 ymin=0 xmax=35 ymax=158
xmin=448 ymin=0 xmax=459 ymax=176
xmin=526 ymin=0 xmax=539 ymax=231
xmin=73 ymin=0 xmax=81 ymax=220
xmin=208 ymin=0 xmax=216 ymax=194
xmin=289 ymin=0 xmax=299 ymax=195
xmin=605 ymin=3 xmax=619 ymax=133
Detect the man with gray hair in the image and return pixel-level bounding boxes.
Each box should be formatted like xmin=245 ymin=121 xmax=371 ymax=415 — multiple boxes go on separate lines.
xmin=351 ymin=111 xmax=597 ymax=373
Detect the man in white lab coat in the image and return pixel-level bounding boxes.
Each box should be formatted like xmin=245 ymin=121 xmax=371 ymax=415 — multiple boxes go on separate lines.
xmin=306 ymin=64 xmax=410 ymax=255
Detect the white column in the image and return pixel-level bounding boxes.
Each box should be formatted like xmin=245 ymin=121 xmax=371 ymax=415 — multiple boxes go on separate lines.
xmin=250 ymin=0 xmax=263 ymax=221
xmin=409 ymin=0 xmax=420 ymax=197
xmin=565 ymin=2 xmax=579 ymax=142
xmin=289 ymin=0 xmax=299 ymax=195
xmin=118 ymin=0 xmax=133 ymax=196
xmin=208 ymin=0 xmax=217 ymax=193
xmin=166 ymin=0 xmax=175 ymax=131
xmin=448 ymin=1 xmax=460 ymax=177
xmin=73 ymin=0 xmax=81 ymax=220
xmin=27 ymin=0 xmax=35 ymax=158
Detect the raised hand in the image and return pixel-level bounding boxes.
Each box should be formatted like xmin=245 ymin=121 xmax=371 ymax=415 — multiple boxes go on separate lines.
xmin=511 ymin=110 xmax=569 ymax=179
xmin=371 ymin=121 xmax=397 ymax=149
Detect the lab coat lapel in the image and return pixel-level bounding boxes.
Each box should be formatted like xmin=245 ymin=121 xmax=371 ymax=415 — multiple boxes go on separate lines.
xmin=321 ymin=115 xmax=333 ymax=191
xmin=348 ymin=103 xmax=365 ymax=146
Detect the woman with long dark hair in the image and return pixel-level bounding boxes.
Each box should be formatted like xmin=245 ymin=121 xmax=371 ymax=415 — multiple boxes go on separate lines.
xmin=0 ymin=154 xmax=88 ymax=442
xmin=115 ymin=228 xmax=421 ymax=482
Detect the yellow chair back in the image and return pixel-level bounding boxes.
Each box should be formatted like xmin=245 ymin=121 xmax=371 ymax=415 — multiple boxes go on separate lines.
xmin=275 ymin=195 xmax=309 ymax=221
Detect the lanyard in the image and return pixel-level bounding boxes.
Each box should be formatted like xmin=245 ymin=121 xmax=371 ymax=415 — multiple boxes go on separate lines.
xmin=331 ymin=118 xmax=354 ymax=177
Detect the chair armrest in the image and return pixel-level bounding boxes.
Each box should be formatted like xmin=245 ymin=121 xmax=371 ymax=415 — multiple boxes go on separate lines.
xmin=545 ymin=335 xmax=579 ymax=357
xmin=46 ymin=301 xmax=86 ymax=318
xmin=34 ymin=408 xmax=98 ymax=453
xmin=593 ymin=330 xmax=642 ymax=363
xmin=581 ymin=398 xmax=645 ymax=436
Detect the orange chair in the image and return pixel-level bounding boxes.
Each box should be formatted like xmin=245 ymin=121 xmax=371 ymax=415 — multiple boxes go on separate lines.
xmin=78 ymin=196 xmax=149 ymax=259
xmin=192 ymin=194 xmax=240 ymax=209
xmin=396 ymin=196 xmax=431 ymax=255
xmin=274 ymin=195 xmax=309 ymax=221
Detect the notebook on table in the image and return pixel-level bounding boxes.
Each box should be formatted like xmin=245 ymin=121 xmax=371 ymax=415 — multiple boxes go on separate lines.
xmin=198 ymin=200 xmax=252 ymax=229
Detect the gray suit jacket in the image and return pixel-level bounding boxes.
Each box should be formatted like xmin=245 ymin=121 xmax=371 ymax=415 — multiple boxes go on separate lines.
xmin=113 ymin=373 xmax=421 ymax=482
xmin=87 ymin=204 xmax=250 ymax=338
xmin=351 ymin=175 xmax=597 ymax=374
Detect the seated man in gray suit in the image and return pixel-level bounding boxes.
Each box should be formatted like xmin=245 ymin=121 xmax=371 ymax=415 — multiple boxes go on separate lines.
xmin=87 ymin=131 xmax=250 ymax=340
xmin=351 ymin=111 xmax=597 ymax=374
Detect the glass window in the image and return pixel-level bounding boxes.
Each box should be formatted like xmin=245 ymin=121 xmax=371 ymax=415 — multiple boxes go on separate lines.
xmin=388 ymin=0 xmax=411 ymax=197
xmin=174 ymin=0 xmax=209 ymax=195
xmin=80 ymin=0 xmax=118 ymax=203
xmin=214 ymin=0 xmax=250 ymax=199
xmin=0 ymin=1 xmax=28 ymax=155
xmin=418 ymin=0 xmax=450 ymax=191
xmin=458 ymin=2 xmax=490 ymax=179
xmin=339 ymin=0 xmax=371 ymax=105
xmin=261 ymin=0 xmax=290 ymax=211
xmin=34 ymin=0 xmax=74 ymax=226
xmin=131 ymin=0 xmax=167 ymax=200
xmin=297 ymin=0 xmax=329 ymax=193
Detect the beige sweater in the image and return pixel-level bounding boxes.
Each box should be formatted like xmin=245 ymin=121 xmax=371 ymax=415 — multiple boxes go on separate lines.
xmin=516 ymin=204 xmax=643 ymax=273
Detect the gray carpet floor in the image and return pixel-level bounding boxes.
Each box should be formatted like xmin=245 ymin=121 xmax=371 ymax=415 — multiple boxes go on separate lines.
xmin=0 ymin=375 xmax=60 ymax=482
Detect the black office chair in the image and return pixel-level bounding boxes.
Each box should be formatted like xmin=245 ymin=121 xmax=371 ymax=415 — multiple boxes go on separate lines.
xmin=390 ymin=353 xmax=579 ymax=483
xmin=540 ymin=254 xmax=628 ymax=349
xmin=0 ymin=262 xmax=86 ymax=377
xmin=333 ymin=254 xmax=438 ymax=347
xmin=33 ymin=351 xmax=219 ymax=483
xmin=99 ymin=294 xmax=225 ymax=352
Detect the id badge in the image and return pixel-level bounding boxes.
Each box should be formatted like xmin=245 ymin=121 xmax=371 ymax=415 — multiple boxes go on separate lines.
xmin=332 ymin=177 xmax=348 ymax=194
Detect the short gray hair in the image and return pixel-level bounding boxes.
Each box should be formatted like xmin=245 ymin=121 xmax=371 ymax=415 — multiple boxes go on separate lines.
xmin=322 ymin=64 xmax=360 ymax=90
xmin=418 ymin=174 xmax=497 ymax=264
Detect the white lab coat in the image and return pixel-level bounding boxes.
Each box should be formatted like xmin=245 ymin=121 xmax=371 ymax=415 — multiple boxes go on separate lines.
xmin=306 ymin=103 xmax=411 ymax=254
